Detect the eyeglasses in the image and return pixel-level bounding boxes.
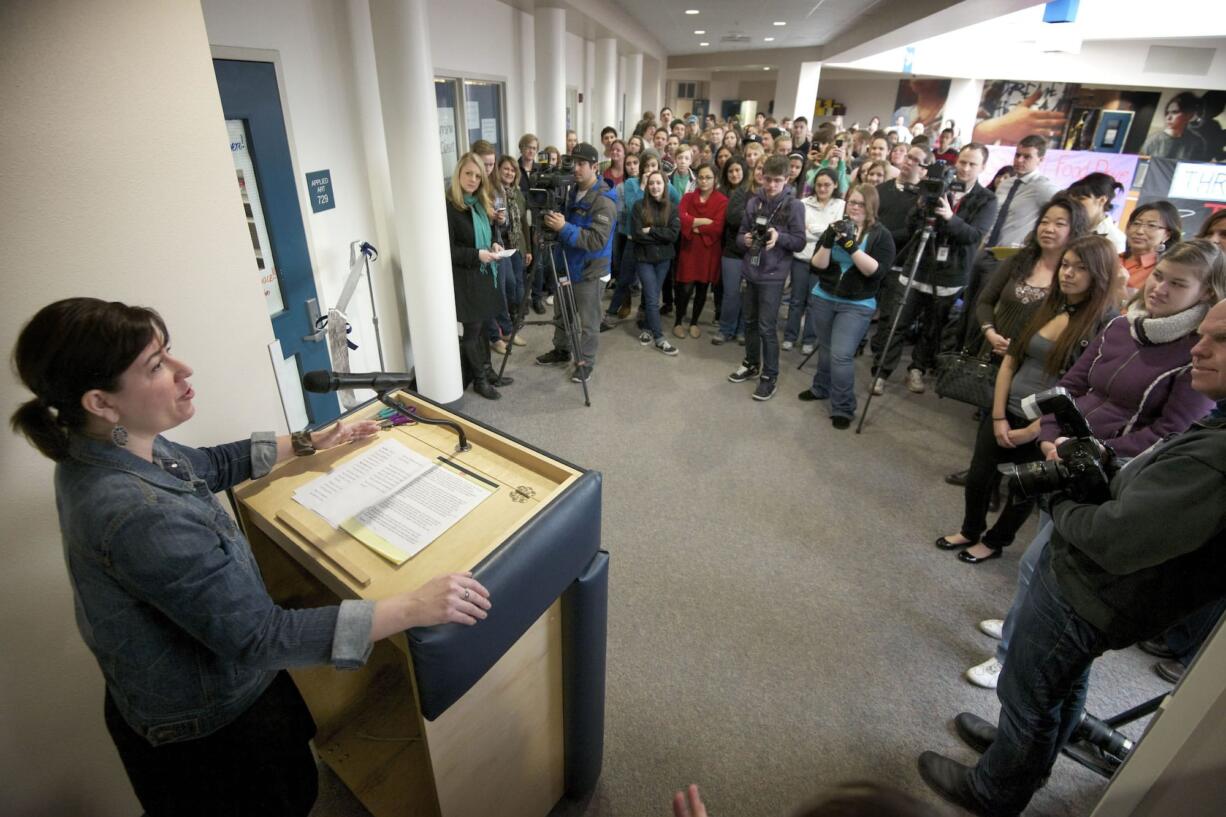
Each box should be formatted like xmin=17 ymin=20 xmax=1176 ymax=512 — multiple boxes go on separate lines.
xmin=845 ymin=199 xmax=866 ymax=207
xmin=1130 ymin=220 xmax=1168 ymax=232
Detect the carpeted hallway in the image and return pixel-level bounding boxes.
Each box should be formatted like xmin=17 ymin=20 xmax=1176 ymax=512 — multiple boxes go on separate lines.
xmin=313 ymin=311 xmax=1170 ymax=817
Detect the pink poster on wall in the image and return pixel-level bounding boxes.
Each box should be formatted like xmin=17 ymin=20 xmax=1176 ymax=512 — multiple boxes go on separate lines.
xmin=978 ymin=146 xmax=1139 ymax=217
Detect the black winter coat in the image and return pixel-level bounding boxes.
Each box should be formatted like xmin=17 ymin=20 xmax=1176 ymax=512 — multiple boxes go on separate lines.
xmin=900 ymin=182 xmax=998 ymax=289
xmin=446 ymin=198 xmax=504 ymax=323
xmin=629 ymin=200 xmax=681 ymax=264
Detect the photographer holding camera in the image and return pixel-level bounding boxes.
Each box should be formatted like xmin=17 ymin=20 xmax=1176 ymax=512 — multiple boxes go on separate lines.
xmin=870 ymin=143 xmax=998 ymax=395
xmin=726 ymin=154 xmax=807 ymax=401
xmin=533 ymin=143 xmax=617 ymax=384
xmin=919 ymin=292 xmax=1226 ymax=817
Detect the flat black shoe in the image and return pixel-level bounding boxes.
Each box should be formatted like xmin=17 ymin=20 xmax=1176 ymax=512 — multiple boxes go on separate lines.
xmin=531 ymin=299 xmax=546 ymax=315
xmin=917 ymin=752 xmax=1000 ymax=817
xmin=958 ymin=546 xmax=1003 ymax=564
xmin=797 ymin=390 xmax=824 ymax=401
xmin=482 ymin=369 xmax=513 ymax=387
xmin=935 ymin=536 xmax=972 ymax=551
xmin=945 ymin=469 xmax=969 ymax=486
xmin=954 ymin=712 xmax=997 ymax=754
xmin=831 ymin=416 xmax=851 ymax=430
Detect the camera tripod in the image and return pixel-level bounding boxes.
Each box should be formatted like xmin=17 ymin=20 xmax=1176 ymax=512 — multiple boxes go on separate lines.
xmin=1058 ymin=695 xmax=1164 ymax=779
xmin=495 ymin=232 xmax=592 ymax=406
xmin=854 ymin=214 xmax=938 ymax=433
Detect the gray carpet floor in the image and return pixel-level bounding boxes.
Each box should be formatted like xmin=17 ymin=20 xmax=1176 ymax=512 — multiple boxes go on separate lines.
xmin=313 ymin=306 xmax=1171 ymax=817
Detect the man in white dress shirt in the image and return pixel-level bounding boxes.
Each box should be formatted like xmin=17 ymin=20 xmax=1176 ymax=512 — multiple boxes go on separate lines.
xmin=985 ymin=134 xmax=1059 ymax=248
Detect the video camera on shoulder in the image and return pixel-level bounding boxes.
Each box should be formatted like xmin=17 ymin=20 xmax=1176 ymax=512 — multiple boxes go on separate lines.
xmin=998 ymin=387 xmax=1117 ymax=504
xmin=526 ymin=155 xmax=577 ymax=220
xmin=917 ymin=160 xmax=962 ymax=217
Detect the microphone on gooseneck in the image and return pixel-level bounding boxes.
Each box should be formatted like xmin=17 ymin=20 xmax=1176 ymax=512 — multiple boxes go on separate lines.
xmin=301 ymin=370 xmax=414 ymax=394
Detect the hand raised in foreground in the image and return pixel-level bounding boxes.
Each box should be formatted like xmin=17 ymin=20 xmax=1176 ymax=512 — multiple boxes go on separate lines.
xmin=672 ymin=784 xmax=708 ymax=817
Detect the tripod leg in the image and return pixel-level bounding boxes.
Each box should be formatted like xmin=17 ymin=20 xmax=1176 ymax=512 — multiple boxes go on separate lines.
xmin=855 ymin=224 xmax=934 ymax=433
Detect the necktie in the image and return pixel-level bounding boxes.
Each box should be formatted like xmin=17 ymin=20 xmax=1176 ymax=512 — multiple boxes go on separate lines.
xmin=986 ymin=178 xmax=1023 ymax=247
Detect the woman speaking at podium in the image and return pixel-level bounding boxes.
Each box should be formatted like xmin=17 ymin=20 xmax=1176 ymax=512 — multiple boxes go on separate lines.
xmin=10 ymin=297 xmax=492 ymax=816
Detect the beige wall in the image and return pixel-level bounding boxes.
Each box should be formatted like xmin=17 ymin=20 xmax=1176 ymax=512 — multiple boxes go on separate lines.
xmin=0 ymin=1 xmax=284 ymax=813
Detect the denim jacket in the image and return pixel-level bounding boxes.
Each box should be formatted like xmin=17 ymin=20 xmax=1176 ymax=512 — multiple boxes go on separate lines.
xmin=57 ymin=433 xmax=375 ymax=746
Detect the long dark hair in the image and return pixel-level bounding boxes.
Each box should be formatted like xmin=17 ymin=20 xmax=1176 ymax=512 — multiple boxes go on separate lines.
xmin=719 ymin=157 xmax=749 ymax=196
xmin=640 ymin=170 xmax=671 ymax=227
xmin=1013 ymin=235 xmax=1119 ymax=376
xmin=1000 ymin=194 xmax=1090 ymax=284
xmin=11 ymin=298 xmax=168 ymax=461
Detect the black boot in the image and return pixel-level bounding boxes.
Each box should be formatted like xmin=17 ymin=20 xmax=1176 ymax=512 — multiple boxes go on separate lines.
xmin=472 ymin=378 xmax=501 ymax=400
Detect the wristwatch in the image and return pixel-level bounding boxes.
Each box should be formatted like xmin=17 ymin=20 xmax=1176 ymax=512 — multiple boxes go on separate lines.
xmin=290 ymin=429 xmax=316 ymax=456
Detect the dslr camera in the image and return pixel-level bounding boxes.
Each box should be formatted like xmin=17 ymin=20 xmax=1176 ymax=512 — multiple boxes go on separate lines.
xmin=526 ymin=156 xmax=576 ymax=237
xmin=916 ymin=160 xmax=962 ymax=218
xmin=748 ymin=213 xmax=773 ymax=267
xmin=998 ymin=387 xmax=1117 ymax=504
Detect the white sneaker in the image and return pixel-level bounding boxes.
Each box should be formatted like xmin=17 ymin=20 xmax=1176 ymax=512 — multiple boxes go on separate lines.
xmin=782 ymin=340 xmax=795 ymax=351
xmin=870 ymin=377 xmax=885 ymax=396
xmin=801 ymin=343 xmax=815 ymax=355
xmin=546 ymin=294 xmax=555 ymax=305
xmin=978 ymin=619 xmax=1004 ymax=640
xmin=966 ymin=657 xmax=1002 ymax=689
xmin=906 ymin=369 xmax=926 ymax=393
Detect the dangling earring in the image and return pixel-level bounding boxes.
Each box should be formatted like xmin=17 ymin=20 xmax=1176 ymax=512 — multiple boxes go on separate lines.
xmin=111 ymin=424 xmax=129 ymax=447
xmin=1156 ymin=241 xmax=1166 ymax=254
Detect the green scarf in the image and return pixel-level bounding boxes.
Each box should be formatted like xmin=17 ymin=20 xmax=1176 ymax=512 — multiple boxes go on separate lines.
xmin=464 ymin=194 xmax=498 ymax=284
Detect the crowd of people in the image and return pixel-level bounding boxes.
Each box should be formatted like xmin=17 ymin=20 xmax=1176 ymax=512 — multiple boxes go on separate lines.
xmin=442 ymin=105 xmax=1226 ymax=815
xmin=11 ymin=102 xmax=1225 ymax=817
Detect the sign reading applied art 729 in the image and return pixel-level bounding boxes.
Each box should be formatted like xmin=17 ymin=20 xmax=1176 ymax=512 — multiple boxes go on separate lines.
xmin=305 ymin=170 xmax=335 ymax=213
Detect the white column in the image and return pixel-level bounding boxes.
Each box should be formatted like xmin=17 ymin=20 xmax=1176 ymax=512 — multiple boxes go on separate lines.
xmin=794 ymin=61 xmax=822 ymax=122
xmin=944 ymin=79 xmax=984 ymax=144
xmin=625 ymin=53 xmax=643 ymax=134
xmin=583 ymin=40 xmax=596 ymax=142
xmin=534 ymin=6 xmax=566 ymax=149
xmin=617 ymin=55 xmax=627 ymax=136
xmin=345 ymin=0 xmax=404 ymax=371
xmin=642 ymin=56 xmax=660 ymax=117
xmin=595 ymin=37 xmax=617 ymax=141
xmin=518 ymin=10 xmax=536 ymax=136
xmin=369 ymin=0 xmax=461 ymax=402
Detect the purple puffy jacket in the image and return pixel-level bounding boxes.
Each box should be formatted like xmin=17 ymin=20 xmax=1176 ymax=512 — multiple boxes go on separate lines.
xmin=1040 ymin=311 xmax=1212 ymax=458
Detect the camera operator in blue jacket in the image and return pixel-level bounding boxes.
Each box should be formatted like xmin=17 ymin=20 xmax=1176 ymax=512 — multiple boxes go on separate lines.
xmin=535 ymin=142 xmax=618 ymax=384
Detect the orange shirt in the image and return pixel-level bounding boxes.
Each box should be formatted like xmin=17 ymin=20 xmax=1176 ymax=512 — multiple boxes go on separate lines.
xmin=1122 ymin=251 xmax=1158 ymax=291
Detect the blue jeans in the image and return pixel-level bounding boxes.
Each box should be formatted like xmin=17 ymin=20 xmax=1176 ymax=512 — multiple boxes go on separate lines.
xmin=969 ymin=546 xmax=1109 ymax=815
xmin=807 ymin=294 xmax=874 ymax=418
xmin=783 ymin=258 xmax=818 ymax=346
xmin=743 ymin=279 xmax=784 ymax=379
xmin=718 ymin=257 xmax=746 ymax=338
xmin=491 ymin=254 xmax=525 ymax=338
xmin=995 ymin=512 xmax=1053 ymax=665
xmin=607 ymin=233 xmax=636 ymax=317
xmin=637 ymin=260 xmax=670 ymax=340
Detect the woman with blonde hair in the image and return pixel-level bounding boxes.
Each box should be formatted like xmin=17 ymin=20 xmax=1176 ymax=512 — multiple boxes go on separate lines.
xmin=446 ymin=152 xmax=506 ymax=399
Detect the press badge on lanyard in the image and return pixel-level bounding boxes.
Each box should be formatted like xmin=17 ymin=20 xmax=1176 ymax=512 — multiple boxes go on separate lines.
xmin=935 ymin=245 xmax=950 ymax=263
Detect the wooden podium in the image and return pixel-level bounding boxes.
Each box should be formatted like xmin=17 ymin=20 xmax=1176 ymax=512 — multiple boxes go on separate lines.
xmin=233 ymin=391 xmax=607 ymax=817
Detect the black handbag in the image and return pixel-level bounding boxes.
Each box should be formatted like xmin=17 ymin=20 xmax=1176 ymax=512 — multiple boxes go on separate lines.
xmin=935 ymin=349 xmax=998 ymax=410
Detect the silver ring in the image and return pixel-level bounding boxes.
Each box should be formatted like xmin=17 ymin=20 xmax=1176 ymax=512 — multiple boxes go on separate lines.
xmin=463 ymin=588 xmax=470 ymax=601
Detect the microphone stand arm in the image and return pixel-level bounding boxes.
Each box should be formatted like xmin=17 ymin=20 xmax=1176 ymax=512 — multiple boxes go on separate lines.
xmin=377 ymin=391 xmax=471 ymax=453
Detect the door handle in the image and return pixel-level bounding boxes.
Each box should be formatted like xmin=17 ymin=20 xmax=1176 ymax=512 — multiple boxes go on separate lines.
xmin=302 ymin=298 xmax=326 ymax=342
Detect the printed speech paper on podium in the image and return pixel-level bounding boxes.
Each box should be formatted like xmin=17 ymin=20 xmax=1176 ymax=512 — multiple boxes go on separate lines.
xmin=341 ymin=464 xmax=493 ymax=564
xmin=293 ymin=439 xmax=495 ymax=564
xmin=293 ymin=440 xmax=431 ymax=527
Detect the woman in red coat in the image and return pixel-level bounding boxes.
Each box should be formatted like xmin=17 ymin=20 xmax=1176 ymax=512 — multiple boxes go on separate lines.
xmin=673 ymin=163 xmax=727 ymax=338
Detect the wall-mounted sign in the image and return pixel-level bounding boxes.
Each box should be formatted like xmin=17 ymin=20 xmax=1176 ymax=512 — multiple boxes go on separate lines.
xmin=305 ymin=170 xmax=335 ymax=213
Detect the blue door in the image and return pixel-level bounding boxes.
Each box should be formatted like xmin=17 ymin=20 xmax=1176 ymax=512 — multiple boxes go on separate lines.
xmin=213 ymin=59 xmax=340 ymax=426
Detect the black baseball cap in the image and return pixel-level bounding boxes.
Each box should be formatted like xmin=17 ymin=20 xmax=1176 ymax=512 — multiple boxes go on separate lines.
xmin=570 ymin=142 xmax=600 ymax=164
